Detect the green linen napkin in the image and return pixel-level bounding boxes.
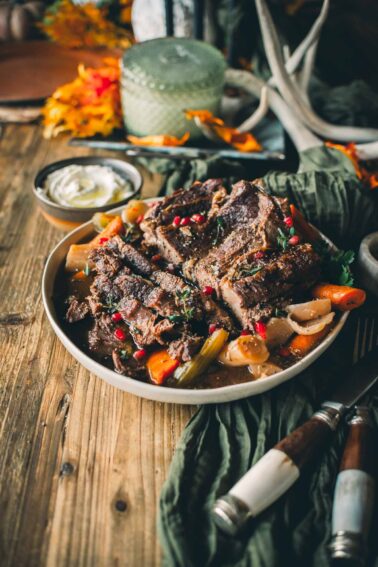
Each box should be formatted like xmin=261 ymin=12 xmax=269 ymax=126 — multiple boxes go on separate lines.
xmin=157 ymin=153 xmax=378 ymax=567
xmin=159 ymin=318 xmax=378 ymax=567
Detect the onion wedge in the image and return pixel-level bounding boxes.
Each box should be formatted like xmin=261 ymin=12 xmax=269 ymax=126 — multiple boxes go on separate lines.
xmin=286 ymin=299 xmax=331 ymax=321
xmin=286 ymin=298 xmax=334 ymax=335
xmin=218 ymin=335 xmax=269 ymax=366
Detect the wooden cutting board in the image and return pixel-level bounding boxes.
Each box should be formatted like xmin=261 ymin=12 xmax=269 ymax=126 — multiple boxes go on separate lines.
xmin=0 ymin=41 xmax=121 ymax=103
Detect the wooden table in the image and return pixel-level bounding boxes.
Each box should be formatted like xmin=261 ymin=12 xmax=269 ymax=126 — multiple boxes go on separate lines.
xmin=0 ymin=124 xmax=194 ymax=567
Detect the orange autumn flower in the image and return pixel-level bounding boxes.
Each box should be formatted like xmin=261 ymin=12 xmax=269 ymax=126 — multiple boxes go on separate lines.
xmin=185 ymin=109 xmax=262 ymax=153
xmin=42 ymin=57 xmax=122 ymax=138
xmin=39 ymin=0 xmax=133 ymax=49
xmin=127 ymin=132 xmax=190 ymax=147
xmin=326 ymin=142 xmax=378 ymax=190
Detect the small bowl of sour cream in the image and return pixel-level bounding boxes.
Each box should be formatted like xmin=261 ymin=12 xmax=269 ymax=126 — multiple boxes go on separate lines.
xmin=34 ymin=157 xmax=143 ymax=231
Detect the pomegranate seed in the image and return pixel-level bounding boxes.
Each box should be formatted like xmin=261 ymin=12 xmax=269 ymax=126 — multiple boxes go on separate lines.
xmin=151 ymin=254 xmax=162 ymax=263
xmin=254 ymin=250 xmax=265 ymax=259
xmin=180 ymin=216 xmax=191 ymax=226
xmin=99 ymin=237 xmax=109 ymax=244
xmin=136 ymin=214 xmax=144 ymax=225
xmin=202 ymin=285 xmax=214 ymax=296
xmin=208 ymin=323 xmax=217 ymax=335
xmin=284 ymin=216 xmax=293 ymax=228
xmin=133 ymin=348 xmax=147 ymax=361
xmin=191 ymin=213 xmax=206 ymax=224
xmin=114 ymin=328 xmax=127 ymax=341
xmin=172 ymin=216 xmax=181 ymax=227
xmin=278 ymin=347 xmax=290 ymax=357
xmin=254 ymin=320 xmax=267 ymax=340
xmin=111 ymin=312 xmax=122 ymax=323
xmin=240 ymin=329 xmax=251 ymax=336
xmin=288 ymin=235 xmax=300 ymax=246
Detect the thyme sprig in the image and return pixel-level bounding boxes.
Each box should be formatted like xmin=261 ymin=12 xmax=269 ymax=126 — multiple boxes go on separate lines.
xmin=213 ymin=216 xmax=225 ymax=245
xmin=173 ymin=288 xmax=195 ymax=322
xmin=240 ymin=265 xmax=263 ymax=278
xmin=121 ymin=223 xmax=140 ymax=244
xmin=277 ymin=227 xmax=296 ymax=251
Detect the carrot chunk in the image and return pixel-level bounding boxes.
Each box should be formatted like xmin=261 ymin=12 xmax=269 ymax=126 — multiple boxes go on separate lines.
xmin=312 ymin=284 xmax=366 ymax=311
xmin=288 ymin=326 xmax=330 ymax=357
xmin=66 ymin=215 xmax=124 ymax=272
xmin=146 ymin=350 xmax=180 ymax=385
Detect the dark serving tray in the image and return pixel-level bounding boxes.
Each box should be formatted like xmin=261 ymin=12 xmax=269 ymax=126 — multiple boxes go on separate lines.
xmin=69 ymin=114 xmax=285 ymax=162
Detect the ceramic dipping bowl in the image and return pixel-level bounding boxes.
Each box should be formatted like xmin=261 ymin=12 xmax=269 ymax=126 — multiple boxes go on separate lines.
xmin=357 ymin=232 xmax=378 ymax=297
xmin=33 ymin=156 xmax=143 ymax=231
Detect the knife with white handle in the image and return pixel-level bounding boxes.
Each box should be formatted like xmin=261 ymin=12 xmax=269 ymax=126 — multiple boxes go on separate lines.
xmin=329 ymin=406 xmax=375 ymax=564
xmin=213 ymin=349 xmax=378 ymax=535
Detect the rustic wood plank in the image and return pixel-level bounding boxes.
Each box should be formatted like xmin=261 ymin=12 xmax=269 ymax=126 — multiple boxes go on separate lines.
xmin=0 ymin=124 xmax=194 ymax=567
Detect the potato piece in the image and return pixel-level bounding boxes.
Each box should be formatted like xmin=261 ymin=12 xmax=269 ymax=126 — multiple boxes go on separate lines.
xmin=249 ymin=361 xmax=282 ymax=379
xmin=122 ymin=199 xmax=148 ymax=225
xmin=265 ymin=318 xmax=293 ymax=348
xmin=218 ymin=335 xmax=269 ymax=367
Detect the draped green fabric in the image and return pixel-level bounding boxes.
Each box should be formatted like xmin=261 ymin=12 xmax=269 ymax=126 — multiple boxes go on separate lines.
xmin=156 ymin=150 xmax=378 ymax=567
xmin=159 ymin=318 xmax=378 ymax=567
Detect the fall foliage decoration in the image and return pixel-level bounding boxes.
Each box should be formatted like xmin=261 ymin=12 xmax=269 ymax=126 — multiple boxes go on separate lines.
xmin=185 ymin=109 xmax=262 ymax=153
xmin=127 ymin=132 xmax=190 ymax=147
xmin=42 ymin=57 xmax=122 ymax=138
xmin=39 ymin=0 xmax=133 ymax=49
xmin=326 ymin=142 xmax=378 ymax=190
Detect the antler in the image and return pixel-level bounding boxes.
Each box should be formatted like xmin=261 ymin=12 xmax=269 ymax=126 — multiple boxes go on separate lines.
xmin=225 ymin=69 xmax=321 ymax=152
xmin=255 ymin=0 xmax=378 ymax=142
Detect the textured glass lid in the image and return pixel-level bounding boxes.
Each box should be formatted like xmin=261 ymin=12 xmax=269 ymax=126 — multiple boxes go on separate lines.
xmin=122 ymin=38 xmax=226 ymax=91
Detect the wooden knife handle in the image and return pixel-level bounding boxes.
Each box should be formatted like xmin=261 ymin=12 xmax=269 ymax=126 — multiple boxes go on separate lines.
xmin=213 ymin=405 xmax=342 ymax=533
xmin=330 ymin=407 xmax=376 ymax=563
xmin=275 ymin=410 xmax=336 ymax=469
xmin=340 ymin=407 xmax=375 ymax=475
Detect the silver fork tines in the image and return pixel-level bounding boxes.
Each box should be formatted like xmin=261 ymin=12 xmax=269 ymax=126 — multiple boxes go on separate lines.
xmin=353 ymin=318 xmax=377 ymax=364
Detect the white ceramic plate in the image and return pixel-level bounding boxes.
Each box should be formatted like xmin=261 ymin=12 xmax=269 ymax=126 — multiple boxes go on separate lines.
xmin=42 ymin=204 xmax=349 ymax=405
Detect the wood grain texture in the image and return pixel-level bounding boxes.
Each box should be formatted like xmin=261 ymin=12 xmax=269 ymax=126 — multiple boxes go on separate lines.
xmin=0 ymin=124 xmax=195 ymax=567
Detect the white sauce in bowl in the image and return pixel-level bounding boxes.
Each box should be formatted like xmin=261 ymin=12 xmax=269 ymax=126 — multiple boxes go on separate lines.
xmin=43 ymin=164 xmax=132 ymax=208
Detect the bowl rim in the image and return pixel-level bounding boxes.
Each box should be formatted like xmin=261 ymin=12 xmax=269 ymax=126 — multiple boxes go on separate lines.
xmin=42 ymin=201 xmax=349 ymax=405
xmin=33 ymin=156 xmax=143 ymax=213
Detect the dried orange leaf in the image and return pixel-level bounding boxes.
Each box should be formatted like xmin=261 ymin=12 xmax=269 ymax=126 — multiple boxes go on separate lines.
xmin=127 ymin=132 xmax=190 ymax=147
xmin=185 ymin=109 xmax=224 ymax=126
xmin=326 ymin=142 xmax=378 ymax=190
xmin=185 ymin=109 xmax=262 ymax=153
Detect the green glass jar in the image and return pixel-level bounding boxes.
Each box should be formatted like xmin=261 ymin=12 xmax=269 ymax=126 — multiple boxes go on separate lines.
xmin=121 ymin=38 xmax=226 ymax=139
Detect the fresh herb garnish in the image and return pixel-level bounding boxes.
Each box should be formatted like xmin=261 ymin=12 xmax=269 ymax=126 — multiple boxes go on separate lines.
xmin=314 ymin=241 xmax=355 ymax=287
xmin=104 ymin=293 xmax=119 ymax=314
xmin=168 ymin=314 xmax=184 ymax=324
xmin=277 ymin=228 xmax=289 ymax=251
xmin=328 ymin=250 xmax=355 ymax=286
xmin=122 ymin=223 xmax=139 ymax=243
xmin=119 ymin=348 xmax=131 ymax=361
xmin=213 ymin=216 xmax=225 ymax=245
xmin=274 ymin=308 xmax=287 ymax=318
xmin=240 ymin=266 xmax=263 ymax=278
xmin=84 ymin=263 xmax=91 ymax=276
xmin=174 ymin=288 xmax=195 ymax=322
